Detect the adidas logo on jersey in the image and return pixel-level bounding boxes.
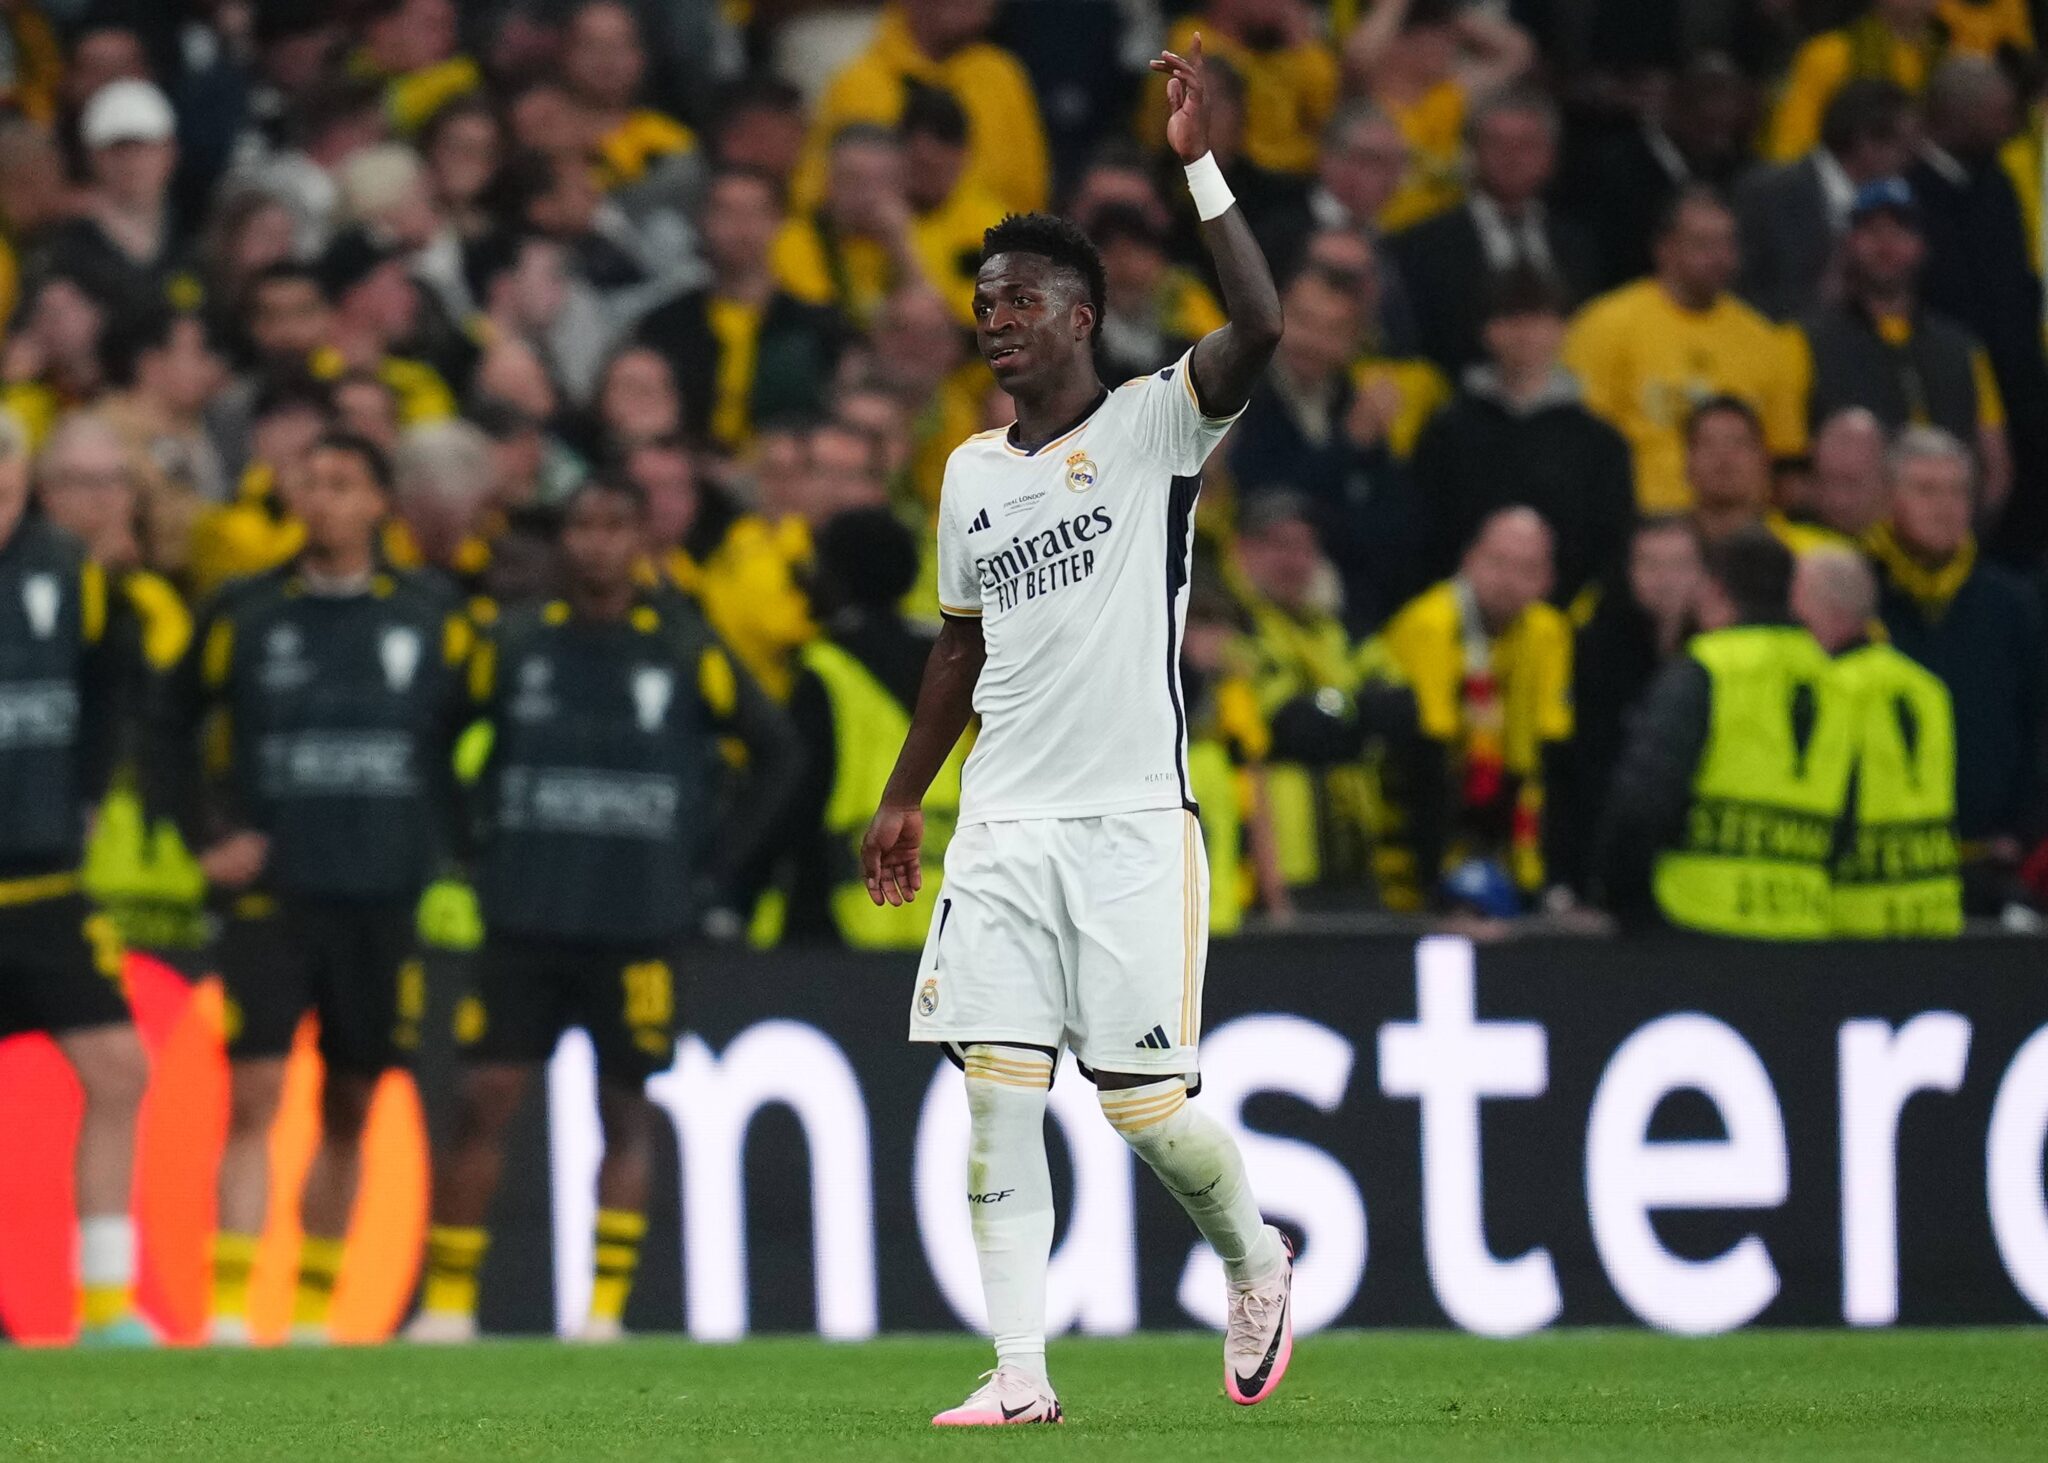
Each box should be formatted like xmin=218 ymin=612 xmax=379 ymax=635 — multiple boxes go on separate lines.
xmin=1135 ymin=1025 xmax=1172 ymax=1051
xmin=968 ymin=508 xmax=992 ymax=533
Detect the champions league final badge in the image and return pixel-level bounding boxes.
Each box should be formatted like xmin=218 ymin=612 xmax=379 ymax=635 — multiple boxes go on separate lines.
xmin=1064 ymin=451 xmax=1098 ymax=493
xmin=918 ymin=978 xmax=940 ymax=1017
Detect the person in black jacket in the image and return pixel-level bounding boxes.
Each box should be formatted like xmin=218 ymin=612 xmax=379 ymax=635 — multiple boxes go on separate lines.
xmin=633 ymin=166 xmax=843 ymax=454
xmin=1227 ymin=266 xmax=1423 ymax=633
xmin=1412 ymin=267 xmax=1634 ymax=607
xmin=169 ymin=434 xmax=473 ymax=1345
xmin=1559 ymin=517 xmax=1704 ymax=896
xmin=1908 ymin=57 xmax=2048 ymax=562
xmin=1388 ymin=85 xmax=1601 ymax=375
xmin=409 ymin=476 xmax=800 ymax=1343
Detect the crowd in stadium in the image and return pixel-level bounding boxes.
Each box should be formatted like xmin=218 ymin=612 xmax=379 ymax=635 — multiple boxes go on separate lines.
xmin=1 ymin=0 xmax=2046 ymax=967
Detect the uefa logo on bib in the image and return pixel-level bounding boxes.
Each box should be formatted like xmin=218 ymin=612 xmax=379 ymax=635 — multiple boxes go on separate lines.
xmin=1064 ymin=451 xmax=1098 ymax=493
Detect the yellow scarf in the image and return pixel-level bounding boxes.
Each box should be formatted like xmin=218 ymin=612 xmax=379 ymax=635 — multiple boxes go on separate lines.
xmin=1868 ymin=520 xmax=1975 ymax=619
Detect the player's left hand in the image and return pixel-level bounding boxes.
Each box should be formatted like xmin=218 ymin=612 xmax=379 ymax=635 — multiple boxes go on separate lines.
xmin=861 ymin=804 xmax=925 ymax=907
xmin=1151 ymin=33 xmax=1211 ymax=163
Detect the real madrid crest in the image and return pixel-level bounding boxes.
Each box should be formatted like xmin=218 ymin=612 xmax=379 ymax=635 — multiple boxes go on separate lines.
xmin=1064 ymin=450 xmax=1098 ymax=493
xmin=917 ymin=978 xmax=939 ymax=1017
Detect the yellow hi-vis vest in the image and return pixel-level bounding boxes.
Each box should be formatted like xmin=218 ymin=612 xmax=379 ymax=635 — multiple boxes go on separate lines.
xmin=1653 ymin=625 xmax=1854 ymax=938
xmin=1186 ymin=739 xmax=1243 ymax=936
xmin=802 ymin=639 xmax=967 ymax=949
xmin=1830 ymin=642 xmax=1963 ymax=937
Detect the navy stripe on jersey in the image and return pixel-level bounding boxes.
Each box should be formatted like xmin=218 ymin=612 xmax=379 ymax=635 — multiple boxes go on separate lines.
xmin=1165 ymin=473 xmax=1200 ymax=815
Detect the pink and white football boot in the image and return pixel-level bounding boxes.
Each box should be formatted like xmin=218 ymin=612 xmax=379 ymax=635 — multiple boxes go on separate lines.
xmin=1223 ymin=1226 xmax=1295 ymax=1406
xmin=931 ymin=1366 xmax=1064 ymax=1426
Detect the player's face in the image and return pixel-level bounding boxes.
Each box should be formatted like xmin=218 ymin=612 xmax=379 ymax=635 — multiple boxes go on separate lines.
xmin=298 ymin=447 xmax=387 ymax=558
xmin=973 ymin=253 xmax=1094 ymax=397
xmin=562 ymin=488 xmax=645 ymax=591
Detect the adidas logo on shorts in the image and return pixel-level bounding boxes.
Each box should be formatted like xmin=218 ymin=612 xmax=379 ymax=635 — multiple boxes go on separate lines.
xmin=1135 ymin=1025 xmax=1172 ymax=1051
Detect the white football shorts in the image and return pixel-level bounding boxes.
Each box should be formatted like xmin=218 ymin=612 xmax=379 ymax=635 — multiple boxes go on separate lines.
xmin=907 ymin=808 xmax=1208 ymax=1079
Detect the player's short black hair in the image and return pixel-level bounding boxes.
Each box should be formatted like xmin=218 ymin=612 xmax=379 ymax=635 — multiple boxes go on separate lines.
xmin=1702 ymin=525 xmax=1795 ymax=622
xmin=312 ymin=431 xmax=392 ymax=492
xmin=980 ymin=212 xmax=1107 ymax=334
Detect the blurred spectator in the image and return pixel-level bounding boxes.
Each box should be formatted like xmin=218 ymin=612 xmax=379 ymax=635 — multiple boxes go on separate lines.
xmin=861 ymin=285 xmax=979 ymax=509
xmin=99 ymin=309 xmax=230 ymax=515
xmin=1868 ymin=427 xmax=2045 ymax=910
xmin=895 ymin=83 xmax=1008 ymax=322
xmin=635 ymin=167 xmax=843 ymax=455
xmin=1260 ymin=100 xmax=1410 ymax=268
xmin=351 ymin=0 xmax=480 ymax=137
xmin=197 ymin=190 xmax=301 ymax=362
xmin=466 ymin=231 xmax=614 ymax=409
xmin=803 ymin=419 xmax=892 ymax=524
xmin=419 ymin=98 xmax=504 ymax=244
xmin=1094 ymin=204 xmax=1226 ymax=383
xmin=1737 ymin=80 xmax=1914 ymax=322
xmin=36 ymin=413 xmax=144 ymax=570
xmin=1792 ymin=176 xmax=2012 ymax=506
xmin=1389 ymin=86 xmax=1600 ymax=374
xmin=0 ymin=3 xmax=62 ymax=127
xmin=1306 ymin=228 xmax=1437 ymax=431
xmin=223 ymin=76 xmax=387 ymax=255
xmin=772 ymin=125 xmax=945 ymax=329
xmin=581 ymin=345 xmax=684 ymax=460
xmin=1143 ymin=0 xmax=1337 ymax=178
xmin=1766 ymin=0 xmax=1944 ymax=162
xmin=796 ymin=0 xmax=1049 ymax=218
xmin=1560 ymin=517 xmax=1705 ymax=896
xmin=709 ymin=76 xmax=809 ymax=186
xmin=1596 ymin=526 xmax=1851 ymax=936
xmin=497 ymin=146 xmax=674 ymax=312
xmin=563 ymin=0 xmax=698 ymax=197
xmin=391 ymin=417 xmax=495 ymax=580
xmin=333 ymin=369 xmax=402 ymax=452
xmin=1362 ymin=506 xmax=1571 ymax=913
xmin=0 ymin=121 xmax=78 ymax=330
xmin=1792 ymin=545 xmax=1964 ymax=936
xmin=1807 ymin=407 xmax=1891 ymax=539
xmin=1685 ymin=395 xmax=1836 ymax=552
xmin=1570 ymin=55 xmax=1758 ymax=291
xmin=775 ymin=506 xmax=954 ymax=947
xmin=1344 ymin=0 xmax=1536 ymax=232
xmin=188 ymin=380 xmax=333 ymax=597
xmin=45 ymin=80 xmax=188 ymax=323
xmin=1228 ymin=265 xmax=1423 ymax=631
xmin=311 ymin=231 xmax=458 ymax=422
xmin=1412 ymin=268 xmax=1633 ymax=607
xmin=1564 ymin=186 xmax=1806 ymax=512
xmin=2 ymin=270 xmax=112 ymax=447
xmin=1181 ymin=580 xmax=1290 ymax=931
xmin=1235 ymin=494 xmax=1376 ymax=899
xmin=1910 ymin=57 xmax=2048 ymax=562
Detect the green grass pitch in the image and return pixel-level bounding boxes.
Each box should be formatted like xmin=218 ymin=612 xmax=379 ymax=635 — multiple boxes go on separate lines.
xmin=4 ymin=1330 xmax=2045 ymax=1460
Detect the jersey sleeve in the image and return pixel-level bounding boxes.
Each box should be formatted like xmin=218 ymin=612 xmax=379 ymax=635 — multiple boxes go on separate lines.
xmin=935 ymin=457 xmax=983 ymax=619
xmin=1125 ymin=348 xmax=1248 ymax=476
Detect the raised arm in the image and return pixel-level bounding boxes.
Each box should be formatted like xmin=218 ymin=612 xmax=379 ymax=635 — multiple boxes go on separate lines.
xmin=861 ymin=614 xmax=986 ymax=906
xmin=1153 ymin=35 xmax=1283 ymax=418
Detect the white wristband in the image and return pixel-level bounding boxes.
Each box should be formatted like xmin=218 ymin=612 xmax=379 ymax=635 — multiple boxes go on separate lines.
xmin=1184 ymin=151 xmax=1235 ymax=222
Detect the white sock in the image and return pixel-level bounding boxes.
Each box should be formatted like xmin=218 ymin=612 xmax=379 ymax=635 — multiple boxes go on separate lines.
xmin=79 ymin=1214 xmax=136 ymax=1288
xmin=961 ymin=1046 xmax=1055 ymax=1385
xmin=1101 ymin=1079 xmax=1282 ymax=1286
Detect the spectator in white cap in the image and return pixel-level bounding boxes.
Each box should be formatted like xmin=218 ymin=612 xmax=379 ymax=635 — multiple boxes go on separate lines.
xmin=47 ymin=79 xmax=184 ymax=320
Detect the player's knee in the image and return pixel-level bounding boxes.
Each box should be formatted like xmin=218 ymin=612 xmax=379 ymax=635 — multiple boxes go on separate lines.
xmin=455 ymin=1065 xmax=529 ymax=1139
xmin=227 ymin=1059 xmax=287 ymax=1133
xmin=595 ymin=1084 xmax=654 ymax=1149
xmin=320 ymin=1074 xmax=378 ymax=1143
xmin=960 ymin=1046 xmax=1052 ymax=1128
xmin=66 ymin=1025 xmax=148 ymax=1113
xmin=1097 ymin=1075 xmax=1188 ymax=1149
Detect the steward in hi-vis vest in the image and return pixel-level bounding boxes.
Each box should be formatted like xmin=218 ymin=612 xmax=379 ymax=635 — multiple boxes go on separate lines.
xmin=1599 ymin=527 xmax=1854 ymax=938
xmin=1791 ymin=546 xmax=1962 ymax=937
xmin=781 ymin=508 xmax=965 ymax=948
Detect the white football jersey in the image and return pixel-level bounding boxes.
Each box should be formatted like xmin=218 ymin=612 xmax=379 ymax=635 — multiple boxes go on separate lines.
xmin=937 ymin=349 xmax=1241 ymax=826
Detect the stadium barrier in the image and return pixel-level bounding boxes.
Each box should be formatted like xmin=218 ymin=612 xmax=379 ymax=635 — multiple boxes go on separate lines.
xmin=3 ymin=933 xmax=2045 ymax=1341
